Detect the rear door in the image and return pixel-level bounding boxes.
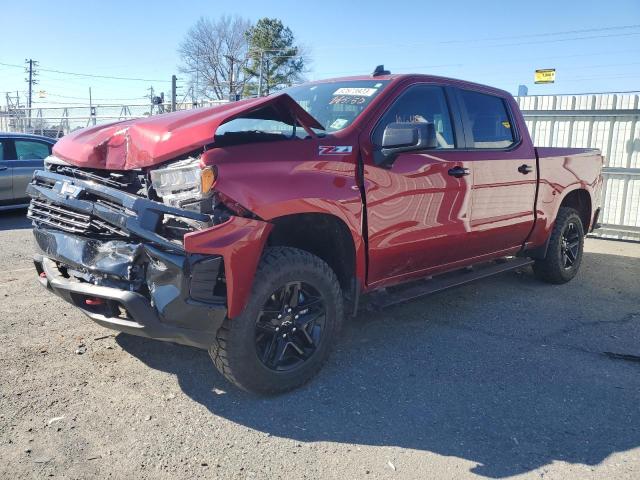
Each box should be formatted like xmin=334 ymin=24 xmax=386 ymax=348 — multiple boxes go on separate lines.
xmin=11 ymin=139 xmax=52 ymax=202
xmin=0 ymin=139 xmax=13 ymax=204
xmin=452 ymin=88 xmax=537 ymax=257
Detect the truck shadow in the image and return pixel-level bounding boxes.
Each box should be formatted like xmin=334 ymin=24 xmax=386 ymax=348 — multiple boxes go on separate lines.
xmin=117 ymin=250 xmax=640 ymax=478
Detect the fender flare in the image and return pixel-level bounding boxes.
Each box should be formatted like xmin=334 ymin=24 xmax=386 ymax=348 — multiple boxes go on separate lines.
xmin=184 ymin=217 xmax=273 ymax=318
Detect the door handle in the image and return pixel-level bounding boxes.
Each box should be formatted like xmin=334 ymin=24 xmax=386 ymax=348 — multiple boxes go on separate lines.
xmin=0 ymin=166 xmax=8 ymax=171
xmin=448 ymin=166 xmax=470 ymax=178
xmin=518 ymin=164 xmax=534 ymax=174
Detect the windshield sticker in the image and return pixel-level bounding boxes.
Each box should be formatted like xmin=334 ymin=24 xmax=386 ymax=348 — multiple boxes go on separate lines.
xmin=319 ymin=145 xmax=353 ymax=155
xmin=329 ymin=118 xmax=349 ymax=130
xmin=502 ymin=121 xmax=511 ymax=129
xmin=330 ymin=95 xmax=366 ymax=105
xmin=333 ymin=87 xmax=378 ymax=97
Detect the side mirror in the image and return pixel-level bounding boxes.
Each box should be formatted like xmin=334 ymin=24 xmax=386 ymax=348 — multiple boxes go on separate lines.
xmin=378 ymin=122 xmax=437 ymax=166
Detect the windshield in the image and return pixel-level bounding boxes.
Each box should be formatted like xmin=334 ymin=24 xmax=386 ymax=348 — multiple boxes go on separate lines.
xmin=284 ymin=80 xmax=390 ymax=133
xmin=214 ymin=80 xmax=390 ymax=143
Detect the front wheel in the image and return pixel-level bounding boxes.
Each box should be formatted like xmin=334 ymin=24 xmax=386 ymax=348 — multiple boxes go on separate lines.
xmin=532 ymin=207 xmax=585 ymax=284
xmin=209 ymin=247 xmax=343 ymax=394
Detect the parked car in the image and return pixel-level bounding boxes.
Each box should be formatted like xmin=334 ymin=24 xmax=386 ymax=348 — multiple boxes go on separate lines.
xmin=27 ymin=69 xmax=603 ymax=393
xmin=0 ymin=133 xmax=56 ymax=210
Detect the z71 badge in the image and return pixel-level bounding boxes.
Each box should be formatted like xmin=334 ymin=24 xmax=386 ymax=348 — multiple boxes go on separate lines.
xmin=318 ymin=145 xmax=353 ymax=155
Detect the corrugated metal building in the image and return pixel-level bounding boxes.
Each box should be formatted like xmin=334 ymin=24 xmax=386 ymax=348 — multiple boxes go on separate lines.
xmin=516 ymin=93 xmax=640 ymax=241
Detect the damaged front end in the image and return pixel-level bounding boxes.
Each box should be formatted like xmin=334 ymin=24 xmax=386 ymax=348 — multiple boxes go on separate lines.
xmin=26 ymin=94 xmax=322 ymax=346
xmin=28 ymin=165 xmax=269 ymax=348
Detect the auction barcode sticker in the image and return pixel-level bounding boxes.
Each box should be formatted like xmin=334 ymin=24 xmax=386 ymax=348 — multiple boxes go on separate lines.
xmin=333 ymin=87 xmax=378 ymax=96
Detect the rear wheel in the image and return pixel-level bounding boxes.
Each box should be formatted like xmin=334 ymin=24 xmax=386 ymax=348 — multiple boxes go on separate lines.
xmin=532 ymin=207 xmax=585 ymax=284
xmin=209 ymin=247 xmax=343 ymax=394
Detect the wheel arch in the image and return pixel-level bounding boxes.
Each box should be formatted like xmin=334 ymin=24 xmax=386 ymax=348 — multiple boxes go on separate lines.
xmin=558 ymin=187 xmax=592 ymax=232
xmin=266 ymin=212 xmax=361 ymax=306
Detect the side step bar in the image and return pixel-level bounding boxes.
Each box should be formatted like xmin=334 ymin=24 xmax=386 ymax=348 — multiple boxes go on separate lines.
xmin=366 ymin=257 xmax=534 ymax=310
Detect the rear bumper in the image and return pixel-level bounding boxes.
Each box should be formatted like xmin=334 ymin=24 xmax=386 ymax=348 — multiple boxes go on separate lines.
xmin=591 ymin=207 xmax=602 ymax=232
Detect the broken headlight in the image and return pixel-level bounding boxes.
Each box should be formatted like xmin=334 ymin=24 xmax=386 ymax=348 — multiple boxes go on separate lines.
xmin=150 ymin=157 xmax=216 ymax=211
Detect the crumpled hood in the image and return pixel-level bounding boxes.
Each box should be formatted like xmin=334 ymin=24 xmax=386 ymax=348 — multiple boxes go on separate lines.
xmin=52 ymin=93 xmax=324 ymax=170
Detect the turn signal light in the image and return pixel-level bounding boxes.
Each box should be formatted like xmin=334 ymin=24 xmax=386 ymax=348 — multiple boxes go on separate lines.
xmin=201 ymin=166 xmax=217 ymax=194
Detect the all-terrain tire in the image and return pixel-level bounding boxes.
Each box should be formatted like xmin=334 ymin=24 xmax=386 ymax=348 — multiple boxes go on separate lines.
xmin=209 ymin=247 xmax=343 ymax=394
xmin=532 ymin=207 xmax=585 ymax=284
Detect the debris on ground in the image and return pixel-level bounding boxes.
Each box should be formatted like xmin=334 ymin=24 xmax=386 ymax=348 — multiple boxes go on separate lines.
xmin=47 ymin=416 xmax=64 ymax=426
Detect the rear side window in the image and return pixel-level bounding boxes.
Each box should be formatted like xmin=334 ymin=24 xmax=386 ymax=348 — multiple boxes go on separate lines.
xmin=14 ymin=140 xmax=51 ymax=160
xmin=459 ymin=90 xmax=515 ymax=149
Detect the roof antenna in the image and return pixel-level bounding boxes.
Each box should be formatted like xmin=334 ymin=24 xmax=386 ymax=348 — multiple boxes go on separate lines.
xmin=372 ymin=65 xmax=390 ymax=77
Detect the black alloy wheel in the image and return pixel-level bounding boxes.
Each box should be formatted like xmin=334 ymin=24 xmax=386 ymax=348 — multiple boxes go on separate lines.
xmin=255 ymin=282 xmax=326 ymax=371
xmin=209 ymin=247 xmax=343 ymax=394
xmin=560 ymin=222 xmax=581 ymax=269
xmin=532 ymin=207 xmax=585 ymax=284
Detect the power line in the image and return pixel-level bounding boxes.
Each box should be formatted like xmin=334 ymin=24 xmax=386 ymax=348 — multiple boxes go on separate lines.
xmin=436 ymin=24 xmax=640 ymax=45
xmin=313 ymin=31 xmax=640 ymax=56
xmin=313 ymin=24 xmax=640 ymax=51
xmin=0 ymin=61 xmax=172 ymax=82
xmin=44 ymin=92 xmax=147 ymax=101
xmin=314 ymin=50 xmax=640 ymax=78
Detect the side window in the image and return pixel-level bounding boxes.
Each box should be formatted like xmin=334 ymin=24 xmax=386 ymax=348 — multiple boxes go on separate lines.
xmin=373 ymin=85 xmax=455 ymax=149
xmin=0 ymin=141 xmax=5 ymax=161
xmin=459 ymin=90 xmax=515 ymax=149
xmin=14 ymin=140 xmax=51 ymax=160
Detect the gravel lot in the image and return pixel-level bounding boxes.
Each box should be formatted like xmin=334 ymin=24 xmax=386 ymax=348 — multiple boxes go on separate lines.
xmin=1 ymin=209 xmax=639 ymax=479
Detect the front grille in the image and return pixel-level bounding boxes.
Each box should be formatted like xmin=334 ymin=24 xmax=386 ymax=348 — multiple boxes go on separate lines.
xmin=28 ymin=198 xmax=128 ymax=237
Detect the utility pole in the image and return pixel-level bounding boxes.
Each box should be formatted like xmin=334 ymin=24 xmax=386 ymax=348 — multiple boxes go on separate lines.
xmin=258 ymin=50 xmax=265 ymax=97
xmin=148 ymin=85 xmax=155 ymax=114
xmin=264 ymin=55 xmax=270 ymax=96
xmin=25 ymin=59 xmax=38 ymax=128
xmin=171 ymin=75 xmax=177 ymax=112
xmin=225 ymin=55 xmax=234 ymax=98
xmin=194 ymin=46 xmax=201 ymax=108
xmin=224 ymin=54 xmax=242 ymax=100
xmin=88 ymin=87 xmax=96 ymax=126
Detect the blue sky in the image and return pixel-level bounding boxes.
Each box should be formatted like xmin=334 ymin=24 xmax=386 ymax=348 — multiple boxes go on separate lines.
xmin=1 ymin=0 xmax=639 ymax=106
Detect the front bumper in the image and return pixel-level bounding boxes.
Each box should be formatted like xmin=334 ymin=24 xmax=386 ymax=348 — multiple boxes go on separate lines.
xmin=33 ymin=238 xmax=227 ymax=349
xmin=35 ymin=256 xmax=224 ymax=349
xmin=27 ymin=168 xmax=228 ymax=348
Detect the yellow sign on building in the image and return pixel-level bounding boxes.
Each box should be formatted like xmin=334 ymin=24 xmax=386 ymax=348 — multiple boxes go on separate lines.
xmin=535 ymin=69 xmax=556 ymax=84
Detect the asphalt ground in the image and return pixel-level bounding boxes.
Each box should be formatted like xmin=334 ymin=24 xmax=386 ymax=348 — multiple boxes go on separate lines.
xmin=1 ymin=208 xmax=639 ymax=479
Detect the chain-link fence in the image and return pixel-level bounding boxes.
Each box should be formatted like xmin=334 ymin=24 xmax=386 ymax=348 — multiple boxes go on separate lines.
xmin=0 ymin=100 xmax=228 ymax=138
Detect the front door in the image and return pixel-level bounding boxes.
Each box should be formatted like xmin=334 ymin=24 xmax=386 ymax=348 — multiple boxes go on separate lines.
xmin=0 ymin=139 xmax=13 ymax=204
xmin=11 ymin=139 xmax=51 ymax=202
xmin=360 ymin=84 xmax=474 ymax=286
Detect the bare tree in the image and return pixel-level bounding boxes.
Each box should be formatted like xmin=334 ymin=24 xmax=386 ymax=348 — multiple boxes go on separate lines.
xmin=178 ymin=15 xmax=251 ymax=101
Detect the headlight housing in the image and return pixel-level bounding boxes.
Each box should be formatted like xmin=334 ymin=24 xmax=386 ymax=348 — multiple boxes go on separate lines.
xmin=44 ymin=155 xmax=70 ymax=170
xmin=150 ymin=157 xmax=216 ymax=210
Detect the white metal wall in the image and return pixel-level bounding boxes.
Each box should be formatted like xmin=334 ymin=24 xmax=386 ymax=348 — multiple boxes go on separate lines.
xmin=516 ymin=93 xmax=640 ymax=241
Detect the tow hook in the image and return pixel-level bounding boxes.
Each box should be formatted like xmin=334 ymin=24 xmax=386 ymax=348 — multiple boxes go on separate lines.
xmin=85 ymin=297 xmax=105 ymax=306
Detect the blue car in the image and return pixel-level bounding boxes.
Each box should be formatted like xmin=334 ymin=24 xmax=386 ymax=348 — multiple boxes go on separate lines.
xmin=0 ymin=133 xmax=56 ymax=210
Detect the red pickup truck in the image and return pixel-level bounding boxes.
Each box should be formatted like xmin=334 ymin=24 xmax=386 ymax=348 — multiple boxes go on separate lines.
xmin=28 ymin=69 xmax=603 ymax=393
